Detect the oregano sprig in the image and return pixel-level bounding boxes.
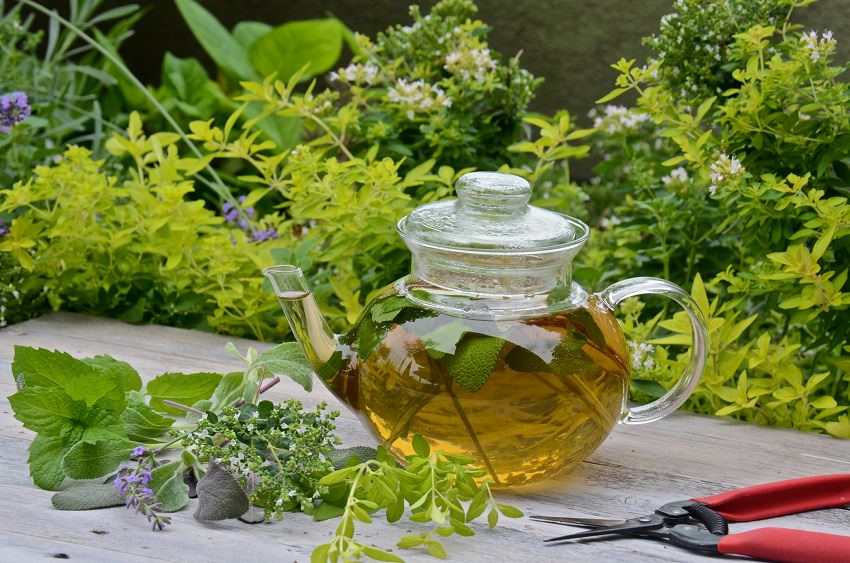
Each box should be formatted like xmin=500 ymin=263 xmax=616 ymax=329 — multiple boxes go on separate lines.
xmin=313 ymin=435 xmax=523 ymax=563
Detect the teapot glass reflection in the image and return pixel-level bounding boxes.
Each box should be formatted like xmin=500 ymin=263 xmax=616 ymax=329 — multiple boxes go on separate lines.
xmin=265 ymin=172 xmax=707 ymax=487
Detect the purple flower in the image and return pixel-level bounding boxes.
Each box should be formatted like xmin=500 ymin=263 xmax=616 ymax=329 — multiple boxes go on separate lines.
xmin=0 ymin=92 xmax=31 ymax=134
xmin=0 ymin=219 xmax=8 ymax=237
xmin=114 ymin=453 xmax=172 ymax=531
xmin=252 ymin=228 xmax=280 ymax=243
xmin=132 ymin=445 xmax=148 ymax=458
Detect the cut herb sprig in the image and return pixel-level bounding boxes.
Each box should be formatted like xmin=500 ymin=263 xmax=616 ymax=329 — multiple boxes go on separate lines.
xmin=314 ymin=435 xmax=523 ymax=562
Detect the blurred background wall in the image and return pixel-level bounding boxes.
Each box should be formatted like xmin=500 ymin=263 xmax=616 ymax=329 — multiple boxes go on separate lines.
xmin=83 ymin=0 xmax=850 ymax=119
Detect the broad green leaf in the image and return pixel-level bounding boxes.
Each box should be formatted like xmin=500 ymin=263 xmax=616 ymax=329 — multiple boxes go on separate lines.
xmin=12 ymin=347 xmax=124 ymax=410
xmin=311 ymin=544 xmax=331 ymax=563
xmin=421 ymin=321 xmax=470 ymax=356
xmin=209 ymin=371 xmax=247 ymax=409
xmin=412 ymin=434 xmax=430 ymax=458
xmin=427 ymin=541 xmax=447 ymax=559
xmin=84 ymin=355 xmax=142 ymax=392
xmin=232 ymin=21 xmax=272 ymax=50
xmin=250 ymin=342 xmax=313 ymax=391
xmin=444 ymin=335 xmax=504 ymax=393
xmin=249 ymin=19 xmax=344 ymax=83
xmin=121 ymin=403 xmax=175 ymax=442
xmin=632 ymin=378 xmax=667 ymax=399
xmin=314 ymin=501 xmax=346 ymax=521
xmin=174 ymin=0 xmax=258 ymax=80
xmin=496 ymin=503 xmax=524 ymax=518
xmin=62 ymin=439 xmax=136 ymax=479
xmin=147 ymin=372 xmax=222 ymax=413
xmin=152 ymin=461 xmax=191 ymax=512
xmin=10 ymin=387 xmax=81 ymax=436
xmin=51 ymin=482 xmax=124 ymax=510
xmin=361 ymin=546 xmax=404 ymax=562
xmin=29 ymin=434 xmax=73 ymax=490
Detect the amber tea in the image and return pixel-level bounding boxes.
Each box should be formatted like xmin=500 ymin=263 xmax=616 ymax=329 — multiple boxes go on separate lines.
xmin=326 ymin=291 xmax=631 ymax=487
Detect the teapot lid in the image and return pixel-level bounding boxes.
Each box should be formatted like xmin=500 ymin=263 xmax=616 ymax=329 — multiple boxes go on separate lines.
xmin=397 ymin=172 xmax=586 ymax=252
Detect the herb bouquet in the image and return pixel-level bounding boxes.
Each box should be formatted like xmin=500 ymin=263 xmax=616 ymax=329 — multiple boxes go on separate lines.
xmin=8 ymin=342 xmax=522 ymax=562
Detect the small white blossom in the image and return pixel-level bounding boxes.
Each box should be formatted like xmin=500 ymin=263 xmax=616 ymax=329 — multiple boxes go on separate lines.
xmin=708 ymin=153 xmax=745 ymax=195
xmin=661 ymin=166 xmax=689 ymax=187
xmin=592 ymin=105 xmax=649 ymax=134
xmin=599 ymin=216 xmax=623 ymax=230
xmin=444 ymin=47 xmax=495 ymax=81
xmin=802 ymin=30 xmax=837 ymax=62
xmin=629 ymin=341 xmax=656 ymax=371
xmin=387 ymin=79 xmax=452 ymax=120
xmin=330 ymin=62 xmax=379 ymax=86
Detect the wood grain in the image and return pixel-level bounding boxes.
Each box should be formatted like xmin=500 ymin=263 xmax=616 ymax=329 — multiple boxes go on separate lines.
xmin=1 ymin=312 xmax=848 ymax=562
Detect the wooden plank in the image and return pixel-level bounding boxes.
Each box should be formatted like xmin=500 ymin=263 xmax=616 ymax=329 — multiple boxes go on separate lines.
xmin=1 ymin=312 xmax=849 ymax=562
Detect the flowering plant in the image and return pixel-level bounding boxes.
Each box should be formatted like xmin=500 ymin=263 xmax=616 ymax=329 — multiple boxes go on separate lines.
xmin=581 ymin=0 xmax=850 ymax=437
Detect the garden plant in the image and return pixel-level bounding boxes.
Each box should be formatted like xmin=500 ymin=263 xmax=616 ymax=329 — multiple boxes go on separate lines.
xmin=2 ymin=0 xmax=850 ymax=560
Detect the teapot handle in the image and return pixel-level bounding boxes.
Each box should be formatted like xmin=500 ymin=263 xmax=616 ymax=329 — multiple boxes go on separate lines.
xmin=598 ymin=277 xmax=708 ymax=425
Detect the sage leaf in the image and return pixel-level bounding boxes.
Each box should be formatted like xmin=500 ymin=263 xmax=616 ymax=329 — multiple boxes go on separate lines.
xmin=194 ymin=462 xmax=249 ymax=521
xmin=151 ymin=461 xmax=190 ymax=512
xmin=314 ymin=501 xmax=346 ymax=521
xmin=121 ymin=404 xmax=174 ymax=442
xmin=62 ymin=439 xmax=135 ymax=480
xmin=147 ymin=372 xmax=222 ymax=413
xmin=249 ymin=342 xmax=313 ymax=391
xmin=327 ymin=446 xmax=378 ymax=469
xmin=238 ymin=505 xmax=267 ymax=524
xmin=51 ymin=483 xmax=123 ymax=511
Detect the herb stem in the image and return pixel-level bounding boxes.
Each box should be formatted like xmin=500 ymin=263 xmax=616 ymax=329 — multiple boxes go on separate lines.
xmin=163 ymin=400 xmax=205 ymax=416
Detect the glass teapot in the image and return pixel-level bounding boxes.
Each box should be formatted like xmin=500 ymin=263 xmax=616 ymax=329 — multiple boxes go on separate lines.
xmin=265 ymin=172 xmax=707 ymax=487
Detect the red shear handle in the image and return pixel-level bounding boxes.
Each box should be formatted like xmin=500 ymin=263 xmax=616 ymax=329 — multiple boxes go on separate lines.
xmin=718 ymin=528 xmax=850 ymax=563
xmin=693 ymin=474 xmax=850 ymax=522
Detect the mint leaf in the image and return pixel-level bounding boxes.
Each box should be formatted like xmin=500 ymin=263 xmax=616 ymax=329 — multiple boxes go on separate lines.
xmin=151 ymin=461 xmax=190 ymax=512
xmin=84 ymin=355 xmax=143 ymax=392
xmin=52 ymin=482 xmax=124 ymax=511
xmin=12 ymin=347 xmax=124 ymax=410
xmin=9 ymin=387 xmax=82 ymax=436
xmin=62 ymin=439 xmax=136 ymax=479
xmin=250 ymin=342 xmax=313 ymax=391
xmin=78 ymin=408 xmax=128 ymax=444
xmin=371 ymin=295 xmax=415 ymax=323
xmin=421 ymin=322 xmax=470 ymax=356
xmin=194 ymin=462 xmax=249 ymax=520
xmin=28 ymin=434 xmax=73 ymax=490
xmin=121 ymin=404 xmax=175 ymax=442
xmin=147 ymin=372 xmax=222 ymax=413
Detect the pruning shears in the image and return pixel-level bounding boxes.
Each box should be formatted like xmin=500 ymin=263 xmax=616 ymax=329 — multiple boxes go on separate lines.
xmin=530 ymin=474 xmax=850 ymax=563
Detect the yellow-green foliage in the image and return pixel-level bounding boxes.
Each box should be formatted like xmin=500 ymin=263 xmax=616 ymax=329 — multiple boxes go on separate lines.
xmin=589 ymin=1 xmax=850 ymax=438
xmin=0 ymin=118 xmax=290 ymax=339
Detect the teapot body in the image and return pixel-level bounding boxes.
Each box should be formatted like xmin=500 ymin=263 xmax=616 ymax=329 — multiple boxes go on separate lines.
xmin=330 ymin=278 xmax=630 ymax=487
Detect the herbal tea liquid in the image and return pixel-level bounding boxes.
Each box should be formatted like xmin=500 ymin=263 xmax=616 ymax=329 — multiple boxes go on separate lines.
xmin=332 ymin=293 xmax=630 ymax=487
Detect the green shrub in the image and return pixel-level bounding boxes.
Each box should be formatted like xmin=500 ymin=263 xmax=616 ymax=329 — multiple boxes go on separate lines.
xmin=585 ymin=0 xmax=850 ymax=437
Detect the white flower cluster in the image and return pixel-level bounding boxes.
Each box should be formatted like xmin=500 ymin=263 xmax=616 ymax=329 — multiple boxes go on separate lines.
xmin=708 ymin=153 xmax=744 ymax=195
xmin=328 ymin=62 xmax=380 ymax=86
xmin=444 ymin=47 xmax=495 ymax=81
xmin=630 ymin=341 xmax=656 ymax=372
xmin=599 ymin=216 xmax=623 ymax=230
xmin=387 ymin=78 xmax=452 ymax=120
xmin=662 ymin=166 xmax=689 ymax=187
xmin=801 ymin=30 xmax=836 ymax=63
xmin=592 ymin=105 xmax=649 ymax=134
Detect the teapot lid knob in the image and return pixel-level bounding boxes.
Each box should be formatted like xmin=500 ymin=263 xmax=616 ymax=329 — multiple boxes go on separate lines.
xmin=456 ymin=172 xmax=531 ymax=216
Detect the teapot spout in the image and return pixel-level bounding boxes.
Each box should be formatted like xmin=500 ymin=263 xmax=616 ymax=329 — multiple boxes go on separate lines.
xmin=264 ymin=265 xmax=337 ymax=372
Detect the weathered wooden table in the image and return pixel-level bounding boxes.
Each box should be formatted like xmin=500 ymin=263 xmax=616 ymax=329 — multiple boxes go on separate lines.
xmin=1 ymin=312 xmax=849 ymax=562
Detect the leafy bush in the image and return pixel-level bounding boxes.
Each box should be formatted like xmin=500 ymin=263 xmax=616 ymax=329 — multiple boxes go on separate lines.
xmin=584 ymin=0 xmax=850 ymax=437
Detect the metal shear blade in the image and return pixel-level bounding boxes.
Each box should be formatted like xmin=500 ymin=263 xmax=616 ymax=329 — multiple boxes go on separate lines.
xmin=535 ymin=514 xmax=668 ymax=543
xmin=529 ymin=515 xmax=627 ymax=528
